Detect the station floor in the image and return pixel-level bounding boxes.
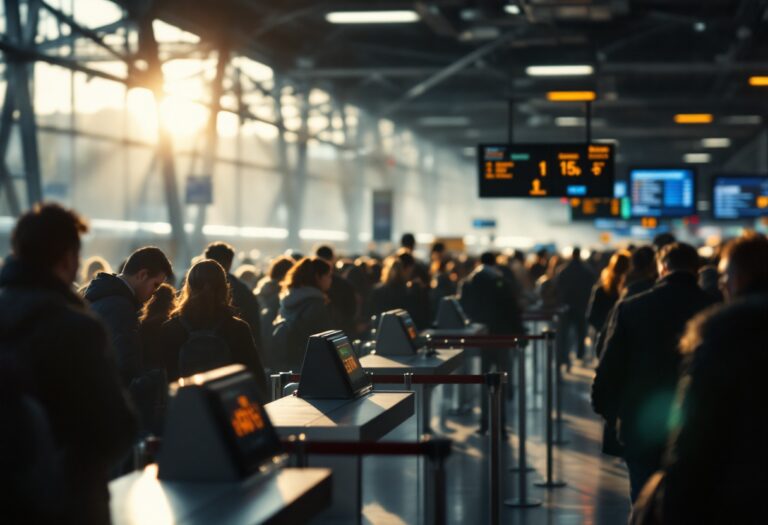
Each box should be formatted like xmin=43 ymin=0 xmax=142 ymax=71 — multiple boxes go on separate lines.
xmin=361 ymin=359 xmax=631 ymax=525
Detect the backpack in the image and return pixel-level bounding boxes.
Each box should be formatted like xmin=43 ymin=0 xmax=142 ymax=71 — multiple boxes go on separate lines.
xmin=270 ymin=300 xmax=315 ymax=372
xmin=177 ymin=318 xmax=233 ymax=377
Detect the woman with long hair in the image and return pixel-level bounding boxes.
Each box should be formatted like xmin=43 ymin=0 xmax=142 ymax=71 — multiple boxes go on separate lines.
xmin=271 ymin=257 xmax=334 ymax=371
xmin=368 ymin=250 xmax=430 ymax=329
xmin=159 ymin=259 xmax=267 ymax=398
xmin=587 ymin=250 xmax=631 ymax=344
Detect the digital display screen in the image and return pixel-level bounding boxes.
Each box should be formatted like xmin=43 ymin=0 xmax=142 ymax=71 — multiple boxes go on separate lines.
xmin=213 ymin=377 xmax=281 ymax=470
xmin=630 ymin=168 xmax=696 ymax=217
xmin=712 ymin=176 xmax=768 ymax=219
xmin=478 ymin=143 xmax=614 ymax=198
xmin=401 ymin=315 xmax=417 ymax=340
xmin=570 ymin=181 xmax=631 ymax=221
xmin=335 ymin=341 xmax=367 ymax=389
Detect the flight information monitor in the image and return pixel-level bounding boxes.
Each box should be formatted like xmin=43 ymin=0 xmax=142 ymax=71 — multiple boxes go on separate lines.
xmin=630 ymin=168 xmax=696 ymax=218
xmin=712 ymin=176 xmax=768 ymax=219
xmin=570 ymin=181 xmax=631 ymax=221
xmin=478 ymin=143 xmax=615 ymax=198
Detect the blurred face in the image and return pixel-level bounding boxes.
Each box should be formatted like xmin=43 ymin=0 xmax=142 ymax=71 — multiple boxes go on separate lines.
xmin=132 ymin=269 xmax=168 ymax=304
xmin=318 ymin=271 xmax=332 ymax=292
xmin=718 ymin=257 xmax=740 ymax=302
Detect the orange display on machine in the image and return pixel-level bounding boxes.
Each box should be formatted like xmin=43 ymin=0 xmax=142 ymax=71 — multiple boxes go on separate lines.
xmin=479 ymin=143 xmax=615 ymax=198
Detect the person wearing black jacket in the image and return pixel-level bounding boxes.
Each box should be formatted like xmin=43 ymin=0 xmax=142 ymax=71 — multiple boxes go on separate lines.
xmin=587 ymin=250 xmax=631 ymax=358
xmin=159 ymin=260 xmax=268 ymax=400
xmin=554 ymin=247 xmax=596 ymax=365
xmin=592 ymin=243 xmax=716 ymax=504
xmin=204 ymin=242 xmax=262 ymax=348
xmin=621 ymin=246 xmax=658 ymax=299
xmin=369 ymin=251 xmax=431 ymax=329
xmin=631 ymin=233 xmax=768 ymax=525
xmin=83 ymin=246 xmax=173 ymax=387
xmin=0 ymin=203 xmax=136 ymax=524
xmin=315 ymin=245 xmax=358 ymax=337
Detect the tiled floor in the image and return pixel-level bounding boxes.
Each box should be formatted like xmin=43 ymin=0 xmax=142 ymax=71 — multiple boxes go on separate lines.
xmin=361 ymin=355 xmax=631 ymax=525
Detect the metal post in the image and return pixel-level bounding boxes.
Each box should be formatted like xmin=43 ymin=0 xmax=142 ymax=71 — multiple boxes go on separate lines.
xmin=270 ymin=373 xmax=281 ymax=401
xmin=532 ymin=322 xmax=541 ymax=402
xmin=505 ymin=343 xmax=542 ymax=508
xmin=554 ymin=341 xmax=569 ymax=445
xmin=486 ymin=372 xmax=504 ymax=525
xmin=425 ymin=438 xmax=450 ymax=525
xmin=535 ymin=330 xmax=566 ymax=489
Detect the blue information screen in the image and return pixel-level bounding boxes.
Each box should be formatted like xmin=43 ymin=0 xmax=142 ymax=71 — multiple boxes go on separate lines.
xmin=630 ymin=168 xmax=696 ymax=218
xmin=712 ymin=176 xmax=768 ymax=219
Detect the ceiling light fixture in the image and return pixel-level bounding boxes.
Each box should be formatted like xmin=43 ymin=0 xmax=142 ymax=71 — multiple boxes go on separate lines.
xmin=724 ymin=115 xmax=762 ymax=125
xmin=505 ymin=4 xmax=521 ymax=15
xmin=527 ymin=65 xmax=594 ymax=77
xmin=701 ymin=138 xmax=731 ymax=148
xmin=684 ymin=153 xmax=711 ymax=164
xmin=674 ymin=114 xmax=713 ymax=124
xmin=418 ymin=116 xmax=470 ymax=127
xmin=547 ymin=91 xmax=597 ymax=102
xmin=325 ymin=10 xmax=420 ymax=24
xmin=748 ymin=76 xmax=768 ymax=86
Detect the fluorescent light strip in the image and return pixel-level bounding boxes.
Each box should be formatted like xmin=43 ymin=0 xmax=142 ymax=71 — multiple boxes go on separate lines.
xmin=418 ymin=116 xmax=470 ymax=127
xmin=547 ymin=91 xmax=596 ymax=102
xmin=504 ymin=5 xmax=521 ymax=15
xmin=724 ymin=115 xmax=762 ymax=125
xmin=299 ymin=229 xmax=349 ymax=241
xmin=701 ymin=138 xmax=731 ymax=148
xmin=326 ymin=10 xmax=420 ymax=24
xmin=675 ymin=114 xmax=713 ymax=124
xmin=684 ymin=153 xmax=711 ymax=164
xmin=527 ymin=65 xmax=594 ymax=77
xmin=749 ymin=76 xmax=768 ymax=86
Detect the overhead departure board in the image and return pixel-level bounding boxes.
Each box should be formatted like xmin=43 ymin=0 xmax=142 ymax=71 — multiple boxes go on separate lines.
xmin=478 ymin=143 xmax=615 ymax=198
xmin=630 ymin=168 xmax=696 ymax=218
xmin=570 ymin=181 xmax=631 ymax=221
xmin=712 ymin=176 xmax=768 ymax=219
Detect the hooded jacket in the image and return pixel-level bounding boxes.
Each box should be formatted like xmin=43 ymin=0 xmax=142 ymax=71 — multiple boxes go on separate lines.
xmin=274 ymin=286 xmax=333 ymax=371
xmin=83 ymin=273 xmax=141 ymax=386
xmin=0 ymin=257 xmax=137 ymax=524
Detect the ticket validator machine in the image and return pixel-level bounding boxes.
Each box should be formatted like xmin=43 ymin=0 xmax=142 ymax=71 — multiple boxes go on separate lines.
xmin=158 ymin=365 xmax=283 ymax=482
xmin=297 ymin=330 xmax=373 ymax=399
xmin=435 ymin=296 xmax=470 ymax=330
xmin=375 ymin=309 xmax=432 ymax=356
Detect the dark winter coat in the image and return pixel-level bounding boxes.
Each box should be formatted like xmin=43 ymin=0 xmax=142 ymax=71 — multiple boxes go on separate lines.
xmin=459 ymin=265 xmax=524 ymax=335
xmin=586 ymin=284 xmax=617 ymax=333
xmin=652 ymin=294 xmax=768 ymax=525
xmin=83 ymin=273 xmax=142 ymax=386
xmin=554 ymin=259 xmax=596 ymax=320
xmin=369 ymin=280 xmax=431 ymax=329
xmin=274 ymin=286 xmax=333 ymax=371
xmin=592 ymin=272 xmax=716 ymax=465
xmin=158 ymin=313 xmax=268 ymax=401
xmin=0 ymin=257 xmax=137 ymax=524
xmin=228 ymin=273 xmax=262 ymax=350
xmin=327 ymin=274 xmax=358 ymax=336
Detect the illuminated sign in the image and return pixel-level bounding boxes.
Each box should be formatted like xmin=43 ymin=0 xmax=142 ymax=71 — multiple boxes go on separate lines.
xmin=336 ymin=342 xmax=361 ymax=375
xmin=630 ymin=168 xmax=696 ymax=218
xmin=478 ymin=143 xmax=614 ymax=198
xmin=570 ymin=197 xmax=631 ymax=221
xmin=712 ymin=176 xmax=768 ymax=220
xmin=231 ymin=395 xmax=266 ymax=438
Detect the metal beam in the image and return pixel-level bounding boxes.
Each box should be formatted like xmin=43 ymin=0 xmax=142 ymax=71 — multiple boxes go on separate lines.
xmin=377 ymin=32 xmax=516 ymax=117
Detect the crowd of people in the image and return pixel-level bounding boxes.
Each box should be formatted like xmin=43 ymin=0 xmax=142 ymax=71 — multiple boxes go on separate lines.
xmin=1 ymin=201 xmax=766 ymax=524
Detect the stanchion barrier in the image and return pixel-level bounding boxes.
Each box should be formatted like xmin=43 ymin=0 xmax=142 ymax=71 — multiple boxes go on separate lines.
xmin=282 ymin=435 xmax=452 ymax=525
xmin=504 ymin=343 xmax=542 ymax=508
xmin=534 ymin=329 xmax=566 ymax=489
xmin=275 ymin=371 xmax=506 ymax=525
xmin=269 ymin=371 xmax=295 ymax=401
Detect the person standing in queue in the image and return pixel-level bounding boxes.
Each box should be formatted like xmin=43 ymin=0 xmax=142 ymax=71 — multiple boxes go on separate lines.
xmin=203 ymin=242 xmax=262 ymax=351
xmin=369 ymin=251 xmax=431 ymax=329
xmin=591 ymin=242 xmax=716 ymax=504
xmin=83 ymin=246 xmax=173 ymax=388
xmin=159 ymin=259 xmax=268 ymax=400
xmin=459 ymin=251 xmax=524 ymax=433
xmin=586 ymin=249 xmax=631 ymax=359
xmin=0 ymin=203 xmax=136 ymax=524
xmin=400 ymin=232 xmax=430 ymax=286
xmin=272 ymin=257 xmax=334 ymax=372
xmin=315 ymin=245 xmax=358 ymax=338
xmin=621 ymin=246 xmax=658 ymax=299
xmin=553 ymin=246 xmax=596 ymax=368
xmin=631 ymin=233 xmax=768 ymax=524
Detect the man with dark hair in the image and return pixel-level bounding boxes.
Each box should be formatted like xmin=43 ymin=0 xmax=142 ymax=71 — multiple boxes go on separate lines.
xmin=84 ymin=246 xmax=172 ymax=387
xmin=204 ymin=242 xmax=262 ymax=347
xmin=592 ymin=242 xmax=716 ymax=504
xmin=652 ymin=232 xmax=676 ymax=251
xmin=0 ymin=203 xmax=136 ymax=523
xmin=400 ymin=233 xmax=416 ymax=252
xmin=399 ymin=232 xmax=430 ymax=285
xmin=314 ymin=245 xmax=358 ymax=336
xmin=623 ymin=246 xmax=658 ymax=298
xmin=554 ymin=246 xmax=595 ymax=366
xmin=718 ymin=232 xmax=768 ymax=300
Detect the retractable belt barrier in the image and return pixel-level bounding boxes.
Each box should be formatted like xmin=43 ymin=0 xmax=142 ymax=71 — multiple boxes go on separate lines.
xmin=271 ymin=371 xmax=508 ymax=525
xmin=283 ymin=435 xmax=451 ymax=525
xmin=422 ymin=332 xmax=567 ymax=505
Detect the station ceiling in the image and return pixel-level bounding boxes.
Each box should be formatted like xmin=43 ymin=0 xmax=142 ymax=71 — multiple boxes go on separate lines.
xmin=145 ymin=0 xmax=768 ymax=169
